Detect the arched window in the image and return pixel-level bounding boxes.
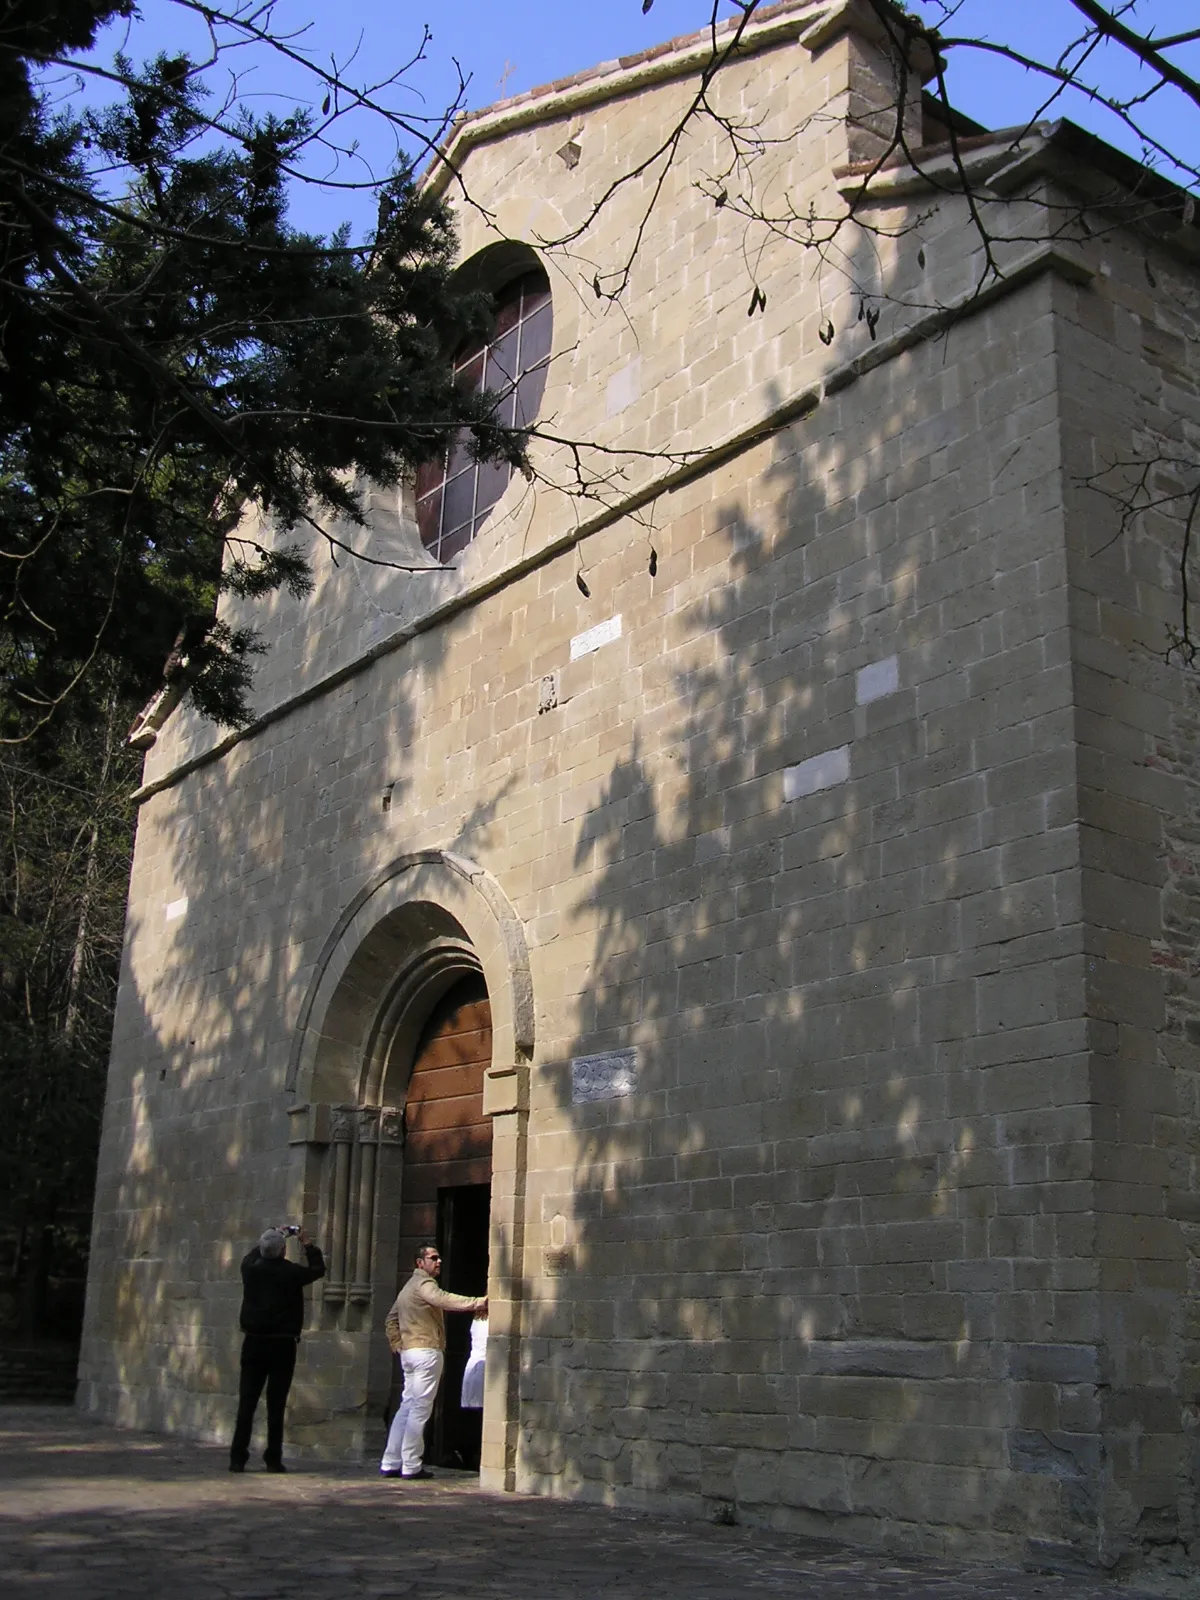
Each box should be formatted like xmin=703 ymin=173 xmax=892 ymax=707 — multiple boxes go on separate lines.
xmin=416 ymin=268 xmax=552 ymax=562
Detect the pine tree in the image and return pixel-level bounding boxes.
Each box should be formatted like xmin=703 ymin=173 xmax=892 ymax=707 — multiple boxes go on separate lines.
xmin=0 ymin=3 xmax=520 ymax=736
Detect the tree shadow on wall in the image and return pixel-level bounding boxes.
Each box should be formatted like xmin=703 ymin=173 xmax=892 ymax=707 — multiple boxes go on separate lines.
xmin=522 ymin=321 xmax=1106 ymax=1554
xmin=78 ymin=199 xmax=1183 ymax=1561
xmin=81 ymin=564 xmax=516 ymax=1450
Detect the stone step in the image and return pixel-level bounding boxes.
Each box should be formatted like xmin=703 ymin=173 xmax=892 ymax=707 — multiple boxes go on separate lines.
xmin=0 ymin=1346 xmax=78 ymax=1404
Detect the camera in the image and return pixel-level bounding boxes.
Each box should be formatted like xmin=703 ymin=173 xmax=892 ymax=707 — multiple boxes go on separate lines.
xmin=282 ymin=1224 xmax=302 ymax=1236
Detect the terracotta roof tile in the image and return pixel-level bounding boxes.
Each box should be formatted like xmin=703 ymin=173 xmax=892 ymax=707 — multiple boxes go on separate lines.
xmin=461 ymin=0 xmax=809 ymax=128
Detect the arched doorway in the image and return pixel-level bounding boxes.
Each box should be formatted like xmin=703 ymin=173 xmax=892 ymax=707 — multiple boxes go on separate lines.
xmin=286 ymin=850 xmax=533 ymax=1483
xmin=398 ymin=973 xmax=492 ymax=1469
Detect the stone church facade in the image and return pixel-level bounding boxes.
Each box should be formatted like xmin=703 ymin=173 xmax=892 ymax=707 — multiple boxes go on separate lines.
xmin=81 ymin=0 xmax=1200 ymax=1572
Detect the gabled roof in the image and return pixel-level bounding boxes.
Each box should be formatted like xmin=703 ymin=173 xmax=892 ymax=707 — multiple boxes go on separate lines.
xmin=426 ymin=0 xmax=928 ymax=196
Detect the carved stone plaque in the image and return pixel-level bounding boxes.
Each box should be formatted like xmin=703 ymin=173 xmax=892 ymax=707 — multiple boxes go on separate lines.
xmin=571 ymin=1047 xmax=637 ymax=1104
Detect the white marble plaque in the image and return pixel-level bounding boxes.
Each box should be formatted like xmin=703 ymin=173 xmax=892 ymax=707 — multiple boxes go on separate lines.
xmin=164 ymin=895 xmax=188 ymax=923
xmin=606 ymin=357 xmax=642 ymax=418
xmin=570 ymin=614 xmax=622 ymax=660
xmin=783 ymin=745 xmax=850 ymax=801
xmin=571 ymin=1047 xmax=638 ymax=1104
xmin=856 ymin=655 xmax=899 ymax=705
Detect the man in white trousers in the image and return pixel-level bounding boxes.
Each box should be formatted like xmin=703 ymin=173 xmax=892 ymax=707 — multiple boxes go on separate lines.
xmin=380 ymin=1242 xmax=487 ymax=1479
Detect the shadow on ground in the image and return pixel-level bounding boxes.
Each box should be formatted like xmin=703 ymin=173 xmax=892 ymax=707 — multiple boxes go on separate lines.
xmin=1 ymin=1406 xmax=1170 ymax=1600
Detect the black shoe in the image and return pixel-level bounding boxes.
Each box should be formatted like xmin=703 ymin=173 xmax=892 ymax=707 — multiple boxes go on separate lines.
xmin=229 ymin=1460 xmax=246 ymax=1473
xmin=263 ymin=1461 xmax=288 ymax=1474
xmin=380 ymin=1469 xmax=404 ymax=1477
xmin=401 ymin=1468 xmax=433 ymax=1480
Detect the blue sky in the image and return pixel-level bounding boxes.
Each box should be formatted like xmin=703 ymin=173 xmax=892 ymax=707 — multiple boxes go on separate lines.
xmin=83 ymin=1 xmax=1200 ymax=236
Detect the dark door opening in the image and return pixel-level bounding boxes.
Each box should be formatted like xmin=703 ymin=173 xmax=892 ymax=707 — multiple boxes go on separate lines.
xmin=430 ymin=1182 xmax=490 ymax=1470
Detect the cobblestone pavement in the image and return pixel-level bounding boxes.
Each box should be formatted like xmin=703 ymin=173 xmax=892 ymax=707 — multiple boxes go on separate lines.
xmin=0 ymin=1405 xmax=1185 ymax=1600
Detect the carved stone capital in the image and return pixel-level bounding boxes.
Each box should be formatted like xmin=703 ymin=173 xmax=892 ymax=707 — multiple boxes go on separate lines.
xmin=378 ymin=1107 xmax=405 ymax=1144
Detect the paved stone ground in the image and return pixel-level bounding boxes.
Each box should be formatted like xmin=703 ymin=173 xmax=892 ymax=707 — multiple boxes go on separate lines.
xmin=1 ymin=1405 xmax=1189 ymax=1600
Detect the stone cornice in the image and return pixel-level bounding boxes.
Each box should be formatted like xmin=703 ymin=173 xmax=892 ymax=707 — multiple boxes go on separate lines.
xmin=836 ymin=118 xmax=1200 ymax=264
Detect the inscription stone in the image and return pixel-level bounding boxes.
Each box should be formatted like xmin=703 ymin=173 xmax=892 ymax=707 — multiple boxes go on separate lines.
xmin=570 ymin=615 xmax=622 ymax=660
xmin=571 ymin=1047 xmax=638 ymax=1103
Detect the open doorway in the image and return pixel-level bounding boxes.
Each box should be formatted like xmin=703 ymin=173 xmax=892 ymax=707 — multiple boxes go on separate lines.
xmin=396 ymin=972 xmax=493 ymax=1471
xmin=431 ymin=1182 xmax=490 ymax=1469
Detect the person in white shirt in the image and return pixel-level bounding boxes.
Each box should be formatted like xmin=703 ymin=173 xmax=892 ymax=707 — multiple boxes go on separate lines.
xmin=460 ymin=1313 xmax=488 ymax=1411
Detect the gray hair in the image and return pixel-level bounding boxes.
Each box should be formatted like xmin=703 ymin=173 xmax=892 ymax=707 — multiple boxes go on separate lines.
xmin=259 ymin=1229 xmax=287 ymax=1259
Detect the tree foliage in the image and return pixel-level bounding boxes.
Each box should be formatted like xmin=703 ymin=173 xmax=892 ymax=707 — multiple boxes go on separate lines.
xmin=0 ymin=1 xmax=523 ymax=736
xmin=0 ymin=677 xmax=139 ymax=1334
xmin=6 ymin=4 xmax=1200 ymax=739
xmin=0 ymin=0 xmax=532 ymax=1336
xmin=3 ymin=0 xmax=1198 ymax=1338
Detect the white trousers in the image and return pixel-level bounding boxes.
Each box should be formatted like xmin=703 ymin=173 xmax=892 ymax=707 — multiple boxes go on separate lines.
xmin=381 ymin=1347 xmax=443 ymax=1475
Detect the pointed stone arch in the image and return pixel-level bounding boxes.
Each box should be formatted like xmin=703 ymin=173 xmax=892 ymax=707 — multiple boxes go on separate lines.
xmin=286 ymin=849 xmax=533 ymax=1111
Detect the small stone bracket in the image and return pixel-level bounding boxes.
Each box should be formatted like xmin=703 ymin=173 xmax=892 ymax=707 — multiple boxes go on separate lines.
xmin=288 ymin=1101 xmax=330 ymax=1146
xmin=483 ymin=1063 xmax=527 ymax=1116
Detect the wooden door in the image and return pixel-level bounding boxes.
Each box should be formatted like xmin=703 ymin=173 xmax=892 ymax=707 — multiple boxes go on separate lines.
xmin=398 ymin=973 xmax=493 ymax=1273
xmin=397 ymin=973 xmax=493 ymax=1467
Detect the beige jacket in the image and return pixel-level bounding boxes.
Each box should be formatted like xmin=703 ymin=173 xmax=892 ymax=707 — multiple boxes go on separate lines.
xmin=385 ymin=1267 xmax=486 ymax=1353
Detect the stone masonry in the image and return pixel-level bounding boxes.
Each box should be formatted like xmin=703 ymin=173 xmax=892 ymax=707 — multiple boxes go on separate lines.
xmin=81 ymin=0 xmax=1200 ymax=1577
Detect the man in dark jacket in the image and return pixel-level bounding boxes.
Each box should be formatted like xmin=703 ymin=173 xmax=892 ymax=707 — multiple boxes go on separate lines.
xmin=229 ymin=1226 xmax=325 ymax=1473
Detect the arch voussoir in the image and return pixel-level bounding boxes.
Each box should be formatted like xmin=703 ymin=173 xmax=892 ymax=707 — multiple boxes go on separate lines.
xmin=286 ymin=850 xmax=532 ymax=1108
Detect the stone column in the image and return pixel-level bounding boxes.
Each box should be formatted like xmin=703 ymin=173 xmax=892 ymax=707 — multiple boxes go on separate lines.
xmin=325 ymin=1108 xmax=356 ymax=1302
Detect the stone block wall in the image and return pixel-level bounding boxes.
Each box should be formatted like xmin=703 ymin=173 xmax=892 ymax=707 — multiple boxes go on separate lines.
xmin=508 ymin=269 xmax=1098 ymax=1560
xmin=81 ymin=0 xmax=1200 ymax=1572
xmin=85 ymin=260 xmax=1103 ymax=1550
xmin=1055 ymin=216 xmax=1200 ymax=1563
